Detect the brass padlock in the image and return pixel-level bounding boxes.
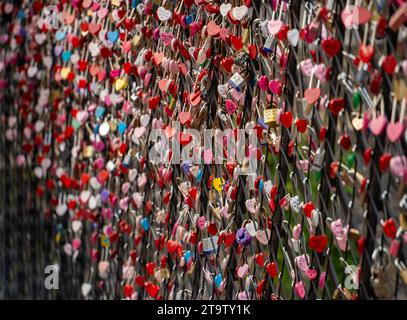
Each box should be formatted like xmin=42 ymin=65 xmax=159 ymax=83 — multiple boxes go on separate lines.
xmin=264 ymin=108 xmax=278 ymax=127
xmin=109 ymin=119 xmax=117 ymax=132
xmin=83 ymin=145 xmax=94 ymax=158
xmin=395 ymin=259 xmax=407 ymax=285
xmin=399 ymin=213 xmax=407 ymax=231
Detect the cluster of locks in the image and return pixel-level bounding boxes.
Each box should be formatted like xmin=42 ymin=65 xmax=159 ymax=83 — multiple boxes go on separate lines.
xmin=1 ymin=0 xmax=407 ymax=299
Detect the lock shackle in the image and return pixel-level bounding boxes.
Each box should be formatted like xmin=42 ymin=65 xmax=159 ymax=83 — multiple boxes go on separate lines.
xmin=372 ymin=246 xmax=391 ymax=267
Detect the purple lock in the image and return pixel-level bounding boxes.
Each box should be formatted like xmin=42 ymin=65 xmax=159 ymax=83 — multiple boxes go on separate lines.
xmin=100 ymin=189 xmax=110 ymax=203
xmin=236 ymin=227 xmax=252 ymax=246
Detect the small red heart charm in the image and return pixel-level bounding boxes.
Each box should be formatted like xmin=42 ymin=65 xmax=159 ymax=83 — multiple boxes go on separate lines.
xmin=303 ymin=202 xmax=314 ymax=218
xmin=255 ymin=252 xmax=265 ymax=266
xmin=383 ymin=218 xmax=397 ymax=238
xmin=266 ymin=261 xmax=278 ymax=278
xmin=220 ymin=57 xmax=234 ymax=73
xmin=135 ymin=275 xmax=145 ymax=287
xmin=296 ymin=119 xmax=308 ymax=133
xmin=148 ymin=96 xmax=160 ymax=109
xmin=322 ymin=38 xmax=341 ymax=57
xmin=339 ymin=134 xmax=351 ymax=151
xmin=146 ymin=262 xmax=156 ymax=275
xmin=145 ymin=282 xmax=159 ymax=297
xmin=229 ymin=34 xmax=243 ymax=50
xmin=309 ymin=234 xmax=328 ymax=253
xmin=379 ymin=153 xmax=392 ymax=172
xmin=224 ymin=232 xmax=235 ymax=247
xmin=328 ymin=98 xmax=345 ymax=116
xmin=382 ymin=55 xmax=397 ymax=75
xmin=248 ymin=44 xmax=257 ymax=60
xmin=280 ymin=111 xmax=293 ymax=128
xmin=167 ymin=240 xmax=178 ymax=254
xmin=207 ymin=222 xmax=218 ymax=236
xmin=359 ymin=44 xmax=374 ymax=63
xmin=123 ymin=284 xmax=133 ymax=298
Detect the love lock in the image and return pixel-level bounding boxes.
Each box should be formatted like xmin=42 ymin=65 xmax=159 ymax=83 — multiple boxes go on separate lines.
xmin=370 ymin=247 xmax=396 ymax=299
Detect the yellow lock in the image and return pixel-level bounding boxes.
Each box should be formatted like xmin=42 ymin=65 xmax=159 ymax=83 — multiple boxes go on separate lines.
xmin=83 ymin=145 xmax=94 ymax=158
xmin=264 ymin=109 xmax=278 ymax=126
xmin=60 ymin=67 xmax=71 ymax=80
xmin=400 ymin=213 xmax=407 ymax=231
xmin=115 ymin=78 xmax=127 ymax=91
xmin=213 ymin=177 xmax=225 ymax=193
xmin=242 ymin=28 xmax=250 ymax=45
xmin=132 ymin=34 xmax=141 ymax=47
xmin=111 ymin=0 xmax=122 ymax=6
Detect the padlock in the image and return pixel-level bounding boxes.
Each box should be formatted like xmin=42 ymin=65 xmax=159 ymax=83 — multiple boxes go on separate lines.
xmin=370 ymin=247 xmax=396 ymax=299
xmin=264 ymin=108 xmax=278 ymax=127
xmin=399 ymin=213 xmax=407 ymax=230
xmin=228 ymin=72 xmax=245 ymax=91
xmin=202 ymin=236 xmax=219 ymax=254
xmin=83 ymin=145 xmax=94 ymax=158
xmin=395 ymin=259 xmax=407 ymax=285
xmin=263 ymin=36 xmax=274 ymax=53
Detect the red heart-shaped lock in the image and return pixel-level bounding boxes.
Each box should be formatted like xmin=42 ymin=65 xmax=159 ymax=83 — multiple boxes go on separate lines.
xmin=123 ymin=284 xmax=133 ymax=298
xmin=322 ymin=38 xmax=341 ymax=57
xmin=221 ymin=57 xmax=234 ymax=73
xmin=135 ymin=275 xmax=145 ymax=287
xmin=339 ymin=134 xmax=351 ymax=151
xmin=379 ymin=153 xmax=392 ymax=172
xmin=308 ymin=234 xmax=328 ymax=253
xmin=266 ymin=261 xmax=278 ymax=278
xmin=145 ymin=262 xmax=156 ymax=275
xmin=280 ymin=111 xmax=293 ymax=128
xmin=303 ymin=202 xmax=314 ymax=218
xmin=296 ymin=119 xmax=308 ymax=133
xmin=207 ymin=222 xmax=218 ymax=236
xmin=328 ymin=98 xmax=345 ymax=116
xmin=145 ymin=282 xmax=159 ymax=297
xmin=167 ymin=240 xmax=178 ymax=254
xmin=383 ymin=218 xmax=397 ymax=239
xmin=255 ymin=252 xmax=265 ymax=266
xmin=382 ymin=55 xmax=397 ymax=75
xmin=359 ymin=44 xmax=374 ymax=63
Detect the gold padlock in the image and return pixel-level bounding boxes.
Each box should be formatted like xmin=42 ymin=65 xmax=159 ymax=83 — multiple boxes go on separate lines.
xmin=264 ymin=108 xmax=278 ymax=127
xmin=208 ymin=189 xmax=217 ymax=205
xmin=399 ymin=213 xmax=407 ymax=231
xmin=109 ymin=120 xmax=117 ymax=132
xmin=395 ymin=259 xmax=407 ymax=285
xmin=83 ymin=145 xmax=94 ymax=158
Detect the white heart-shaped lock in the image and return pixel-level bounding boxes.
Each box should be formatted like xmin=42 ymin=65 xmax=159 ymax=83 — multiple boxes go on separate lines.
xmin=220 ymin=3 xmax=232 ymax=16
xmin=81 ymin=283 xmax=92 ymax=297
xmin=157 ymin=6 xmax=172 ymax=21
xmin=72 ymin=220 xmax=83 ymax=232
xmin=232 ymin=5 xmax=248 ymax=20
xmin=56 ymin=204 xmax=67 ymax=216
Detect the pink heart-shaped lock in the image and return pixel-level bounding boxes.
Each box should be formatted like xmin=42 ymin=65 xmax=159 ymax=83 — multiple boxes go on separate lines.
xmin=305 ymin=268 xmax=318 ymax=280
xmin=294 ymin=281 xmax=305 ymax=299
xmin=386 ymin=122 xmax=404 ymax=142
xmin=292 ymin=224 xmax=302 ymax=240
xmin=369 ymin=115 xmax=387 ymax=136
xmin=258 ymin=76 xmax=269 ymax=91
xmin=390 ymin=156 xmax=407 ymax=180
